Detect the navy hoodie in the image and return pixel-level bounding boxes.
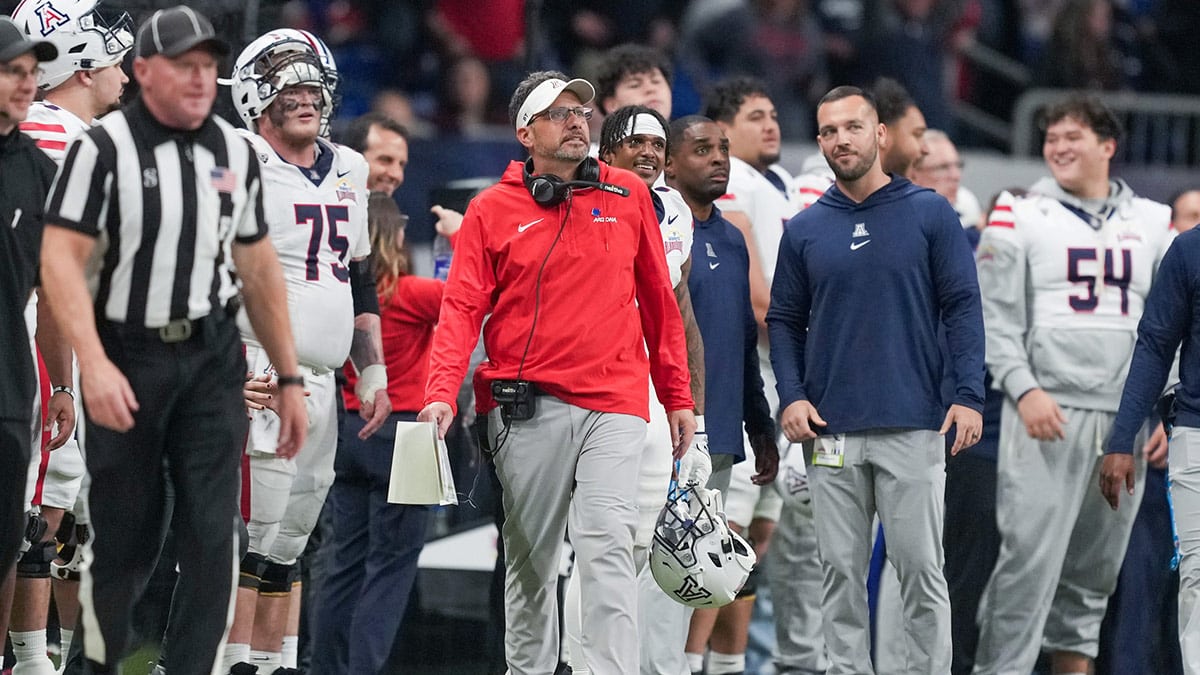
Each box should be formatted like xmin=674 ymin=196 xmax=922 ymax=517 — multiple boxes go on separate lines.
xmin=766 ymin=176 xmax=985 ymax=435
xmin=689 ymin=205 xmax=773 ymax=461
xmin=1109 ymin=228 xmax=1200 ymax=453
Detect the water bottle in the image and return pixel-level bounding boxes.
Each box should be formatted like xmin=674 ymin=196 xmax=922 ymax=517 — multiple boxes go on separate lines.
xmin=433 ymin=234 xmax=452 ymax=282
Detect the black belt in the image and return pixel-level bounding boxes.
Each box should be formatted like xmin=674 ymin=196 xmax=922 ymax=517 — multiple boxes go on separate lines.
xmin=106 ymin=297 xmax=240 ymax=344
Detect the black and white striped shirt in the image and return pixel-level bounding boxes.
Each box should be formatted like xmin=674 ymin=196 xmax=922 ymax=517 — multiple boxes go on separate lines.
xmin=45 ymin=98 xmax=266 ymax=329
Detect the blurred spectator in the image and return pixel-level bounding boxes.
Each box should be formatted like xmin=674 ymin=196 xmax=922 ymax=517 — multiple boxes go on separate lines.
xmin=677 ymin=0 xmax=758 ymax=98
xmin=434 ymin=57 xmax=510 ymax=137
xmin=371 ymin=89 xmax=435 ymax=139
xmin=811 ymin=0 xmax=865 ymax=86
xmin=539 ymin=0 xmax=684 ymax=73
xmin=1035 ymin=0 xmax=1125 ymax=90
xmin=860 ymin=0 xmax=963 ymax=132
xmin=284 ymin=0 xmax=389 ymax=118
xmin=429 ymin=0 xmax=526 ymax=117
xmin=1017 ymin=0 xmax=1068 ymax=64
xmin=910 ymin=129 xmax=982 ymax=229
xmin=1155 ymin=0 xmax=1200 ymax=94
xmin=748 ymin=0 xmax=828 ymax=138
xmin=1172 ymin=189 xmax=1200 ymax=233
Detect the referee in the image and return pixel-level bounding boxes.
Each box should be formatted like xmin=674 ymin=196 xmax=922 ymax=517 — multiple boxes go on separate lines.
xmin=37 ymin=7 xmax=307 ymax=674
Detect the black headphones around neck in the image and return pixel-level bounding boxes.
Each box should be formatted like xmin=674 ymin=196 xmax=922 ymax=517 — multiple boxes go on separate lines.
xmin=522 ymin=156 xmax=603 ymax=207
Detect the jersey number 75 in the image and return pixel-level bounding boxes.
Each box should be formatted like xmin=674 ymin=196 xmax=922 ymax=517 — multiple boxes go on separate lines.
xmin=295 ymin=204 xmax=350 ymax=283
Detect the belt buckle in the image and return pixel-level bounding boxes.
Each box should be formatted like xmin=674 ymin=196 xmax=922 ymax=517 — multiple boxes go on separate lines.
xmin=158 ymin=318 xmax=193 ymax=343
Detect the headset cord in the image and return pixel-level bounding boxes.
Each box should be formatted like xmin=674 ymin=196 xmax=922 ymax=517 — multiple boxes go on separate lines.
xmin=492 ymin=190 xmax=574 ymax=456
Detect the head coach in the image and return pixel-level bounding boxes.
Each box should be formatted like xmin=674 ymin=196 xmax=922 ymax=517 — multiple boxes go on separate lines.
xmin=418 ymin=70 xmax=696 ymax=674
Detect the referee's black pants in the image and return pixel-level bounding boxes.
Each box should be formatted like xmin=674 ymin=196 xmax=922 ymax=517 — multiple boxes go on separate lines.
xmin=80 ymin=315 xmax=246 ymax=674
xmin=1 ymin=416 xmax=31 ymax=582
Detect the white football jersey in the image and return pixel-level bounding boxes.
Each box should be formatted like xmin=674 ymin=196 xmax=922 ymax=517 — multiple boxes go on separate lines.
xmin=19 ymin=102 xmax=91 ymax=165
xmin=793 ymin=152 xmax=834 ymax=212
xmin=238 ymin=133 xmax=371 ymax=370
xmin=652 ymin=175 xmax=693 ymax=289
xmin=978 ymin=180 xmax=1174 ymax=410
xmin=716 ymin=157 xmax=800 ymax=283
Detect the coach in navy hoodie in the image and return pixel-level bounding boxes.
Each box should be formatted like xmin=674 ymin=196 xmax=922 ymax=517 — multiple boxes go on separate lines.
xmin=766 ymin=86 xmax=985 ymax=675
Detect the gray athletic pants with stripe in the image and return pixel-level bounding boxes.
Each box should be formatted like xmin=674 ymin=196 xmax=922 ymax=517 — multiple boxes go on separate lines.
xmin=488 ymin=396 xmax=646 ymax=675
xmin=808 ymin=428 xmax=951 ymax=675
xmin=973 ymin=402 xmax=1145 ymax=674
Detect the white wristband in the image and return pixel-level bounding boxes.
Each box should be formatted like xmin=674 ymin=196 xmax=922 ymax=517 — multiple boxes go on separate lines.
xmin=355 ymin=364 xmax=388 ymax=405
xmin=694 ymin=414 xmax=705 ymax=434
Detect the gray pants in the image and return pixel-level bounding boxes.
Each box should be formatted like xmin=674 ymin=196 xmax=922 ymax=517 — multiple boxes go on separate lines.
xmin=808 ymin=429 xmax=950 ymax=675
xmin=489 ymin=397 xmax=646 ymax=675
xmin=1172 ymin=427 xmax=1200 ymax=674
xmin=770 ymin=481 xmax=827 ymax=674
xmin=637 ymin=453 xmax=734 ymax=675
xmin=973 ymin=402 xmax=1144 ymax=674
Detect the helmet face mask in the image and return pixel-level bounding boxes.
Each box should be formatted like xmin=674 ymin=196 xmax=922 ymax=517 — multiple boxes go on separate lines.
xmin=13 ymin=0 xmax=134 ymax=90
xmin=228 ymin=30 xmax=339 ymax=137
xmin=649 ymin=487 xmax=757 ymax=608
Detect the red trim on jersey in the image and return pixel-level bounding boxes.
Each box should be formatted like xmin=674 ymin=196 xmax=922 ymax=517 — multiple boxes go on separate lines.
xmin=19 ymin=122 xmax=67 ymax=133
xmin=35 ymin=139 xmax=68 ymax=151
xmin=240 ymin=452 xmax=252 ymax=522
xmin=717 ymin=193 xmax=737 ymax=201
xmin=991 ymin=204 xmax=1013 ymax=212
xmin=798 ymin=187 xmax=826 ymax=196
xmin=32 ymin=348 xmax=51 ymax=506
xmin=988 ymin=220 xmax=1015 ymax=228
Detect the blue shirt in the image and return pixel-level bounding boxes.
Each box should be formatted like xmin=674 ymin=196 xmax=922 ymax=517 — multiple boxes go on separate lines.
xmin=1108 ymin=228 xmax=1200 ymax=453
xmin=766 ymin=177 xmax=985 ymax=435
xmin=689 ymin=206 xmax=773 ymax=460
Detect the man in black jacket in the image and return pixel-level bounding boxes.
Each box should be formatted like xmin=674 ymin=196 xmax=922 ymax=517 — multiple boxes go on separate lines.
xmin=0 ymin=15 xmax=71 ymax=645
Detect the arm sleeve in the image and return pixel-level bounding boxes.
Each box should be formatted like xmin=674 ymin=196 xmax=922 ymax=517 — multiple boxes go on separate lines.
xmin=740 ymin=239 xmax=772 ymax=436
xmin=929 ymin=199 xmax=987 ymax=411
xmin=44 ymin=134 xmax=109 ymax=237
xmin=977 ymin=193 xmax=1037 ymax=402
xmin=423 ymin=200 xmax=495 ymax=412
xmin=1108 ymin=238 xmax=1193 ymax=453
xmin=766 ymin=220 xmax=812 ymax=408
xmin=350 ymin=258 xmax=380 ymax=316
xmin=634 ymin=185 xmax=693 ymax=413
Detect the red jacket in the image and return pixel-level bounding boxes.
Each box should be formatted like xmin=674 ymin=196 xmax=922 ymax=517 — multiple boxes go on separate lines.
xmin=424 ymin=160 xmax=693 ymax=420
xmin=344 ymin=275 xmax=444 ymax=413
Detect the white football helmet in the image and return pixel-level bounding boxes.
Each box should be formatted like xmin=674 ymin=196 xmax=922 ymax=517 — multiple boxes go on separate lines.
xmin=225 ymin=29 xmax=339 ymax=135
xmin=11 ymin=0 xmax=133 ymax=90
xmin=649 ymin=487 xmax=756 ymax=608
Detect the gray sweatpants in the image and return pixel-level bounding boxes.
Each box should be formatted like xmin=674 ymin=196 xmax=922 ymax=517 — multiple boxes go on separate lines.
xmin=808 ymin=429 xmax=950 ymax=675
xmin=488 ymin=397 xmax=646 ymax=675
xmin=769 ymin=493 xmax=827 ymax=675
xmin=1171 ymin=426 xmax=1200 ymax=674
xmin=973 ymin=402 xmax=1145 ymax=674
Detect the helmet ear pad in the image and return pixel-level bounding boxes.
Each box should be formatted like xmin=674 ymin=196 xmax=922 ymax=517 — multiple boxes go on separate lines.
xmin=522 ymin=156 xmax=601 ymax=207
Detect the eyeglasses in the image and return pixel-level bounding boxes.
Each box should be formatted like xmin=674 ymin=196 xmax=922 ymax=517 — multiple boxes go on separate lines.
xmin=533 ymin=106 xmax=593 ymax=123
xmin=0 ymin=64 xmax=42 ymax=82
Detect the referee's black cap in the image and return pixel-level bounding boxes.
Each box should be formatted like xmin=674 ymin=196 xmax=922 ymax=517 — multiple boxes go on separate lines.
xmin=135 ymin=5 xmax=230 ymax=59
xmin=0 ymin=17 xmax=56 ymax=63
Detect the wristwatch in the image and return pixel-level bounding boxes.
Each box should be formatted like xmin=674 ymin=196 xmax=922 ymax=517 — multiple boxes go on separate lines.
xmin=51 ymin=385 xmax=75 ymax=400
